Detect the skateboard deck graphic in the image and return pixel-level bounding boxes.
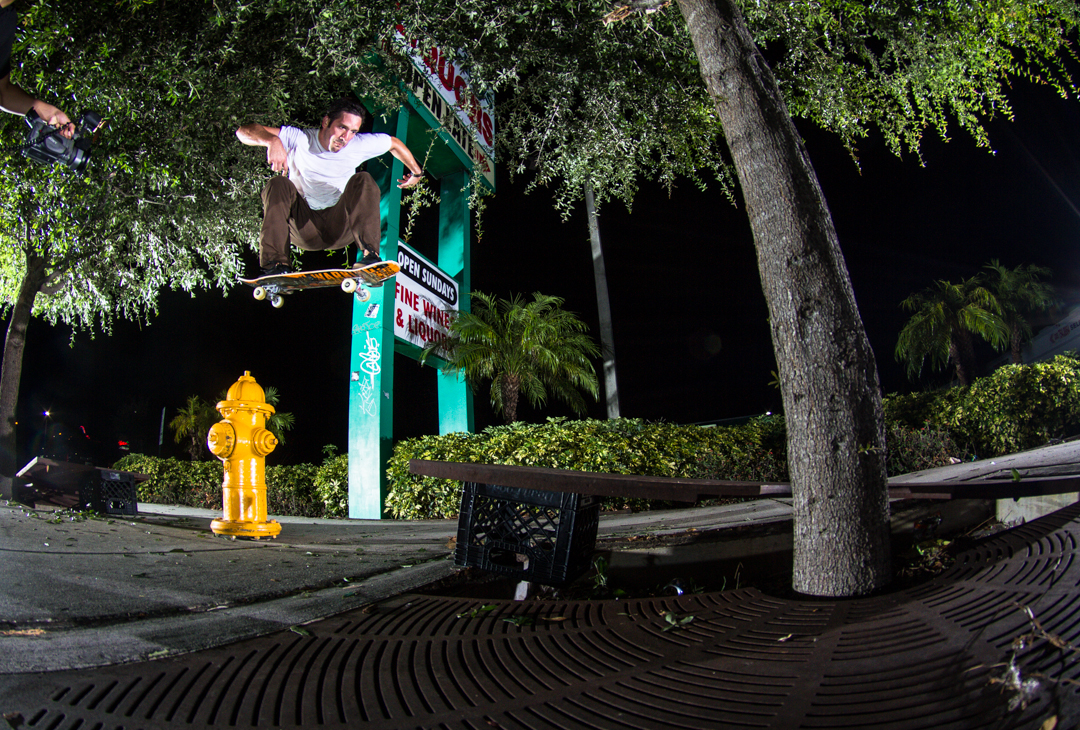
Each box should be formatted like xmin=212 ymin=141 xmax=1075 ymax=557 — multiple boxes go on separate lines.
xmin=239 ymin=262 xmax=399 ymax=308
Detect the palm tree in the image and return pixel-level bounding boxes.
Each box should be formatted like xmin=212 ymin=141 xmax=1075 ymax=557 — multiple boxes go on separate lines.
xmin=261 ymin=386 xmax=296 ymax=445
xmin=211 ymin=385 xmax=296 ymax=446
xmin=172 ymin=384 xmax=296 ymax=460
xmin=895 ymin=277 xmax=1010 ymax=387
xmin=423 ymin=291 xmax=601 ymax=423
xmin=983 ymin=259 xmax=1058 ymax=364
xmin=169 ymin=395 xmax=218 ymax=460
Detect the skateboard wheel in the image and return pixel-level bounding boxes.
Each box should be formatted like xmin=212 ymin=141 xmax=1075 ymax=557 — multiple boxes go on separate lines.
xmin=270 ymin=294 xmax=285 ymax=308
xmin=253 ymin=286 xmax=267 ymax=301
xmin=341 ymin=278 xmax=358 ymax=293
xmin=354 ymin=288 xmax=370 ymax=303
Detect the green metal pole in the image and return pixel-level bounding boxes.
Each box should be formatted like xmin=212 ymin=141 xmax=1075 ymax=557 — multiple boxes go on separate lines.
xmin=347 ymin=108 xmax=410 ymax=519
xmin=436 ymin=170 xmax=474 ymax=435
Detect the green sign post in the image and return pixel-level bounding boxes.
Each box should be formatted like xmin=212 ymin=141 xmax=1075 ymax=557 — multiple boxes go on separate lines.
xmin=345 ymin=109 xmax=406 ymax=521
xmin=347 ymin=53 xmax=492 ymax=519
xmin=434 ymin=170 xmax=473 ymax=435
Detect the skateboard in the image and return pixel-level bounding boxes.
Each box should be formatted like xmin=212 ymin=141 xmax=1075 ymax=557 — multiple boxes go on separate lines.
xmin=239 ymin=262 xmax=400 ymax=308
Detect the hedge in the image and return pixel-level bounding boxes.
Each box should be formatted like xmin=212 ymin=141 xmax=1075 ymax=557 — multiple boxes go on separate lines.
xmin=884 ymin=352 xmax=1080 ymax=458
xmin=114 ymin=412 xmax=967 ymax=520
xmin=113 ymin=453 xmax=346 ymax=519
xmin=115 ymin=351 xmax=1080 ymax=521
xmin=383 ymin=416 xmax=792 ymax=519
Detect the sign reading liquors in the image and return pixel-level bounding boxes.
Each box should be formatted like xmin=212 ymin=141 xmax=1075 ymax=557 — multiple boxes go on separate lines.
xmin=394 ymin=26 xmax=495 ymax=189
xmin=394 ymin=242 xmax=459 ymax=350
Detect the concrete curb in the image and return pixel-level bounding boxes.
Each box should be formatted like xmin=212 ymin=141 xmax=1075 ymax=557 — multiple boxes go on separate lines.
xmin=0 ymin=557 xmax=455 ymax=674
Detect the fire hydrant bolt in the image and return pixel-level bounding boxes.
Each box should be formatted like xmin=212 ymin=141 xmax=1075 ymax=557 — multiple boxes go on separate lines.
xmin=207 ymin=422 xmax=236 ymax=458
xmin=251 ymin=428 xmax=278 ymax=457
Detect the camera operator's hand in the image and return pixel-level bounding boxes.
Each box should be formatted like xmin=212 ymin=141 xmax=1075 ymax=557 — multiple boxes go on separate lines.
xmin=31 ymin=100 xmax=73 ymax=138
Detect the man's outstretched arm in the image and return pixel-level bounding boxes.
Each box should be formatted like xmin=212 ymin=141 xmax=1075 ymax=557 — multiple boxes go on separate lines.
xmin=236 ymin=123 xmax=289 ymax=174
xmin=389 ymin=136 xmax=424 ymax=188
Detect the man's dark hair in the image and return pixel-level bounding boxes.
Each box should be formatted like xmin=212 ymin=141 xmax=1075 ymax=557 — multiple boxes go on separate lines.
xmin=323 ymin=98 xmax=367 ymax=126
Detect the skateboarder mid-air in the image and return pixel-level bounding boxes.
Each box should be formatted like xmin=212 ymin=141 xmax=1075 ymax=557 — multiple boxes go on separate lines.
xmin=236 ymin=98 xmax=424 ymax=278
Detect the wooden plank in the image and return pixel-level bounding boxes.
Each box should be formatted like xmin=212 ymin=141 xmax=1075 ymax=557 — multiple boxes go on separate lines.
xmin=408 ymin=460 xmax=791 ymax=501
xmin=889 ymin=476 xmax=1080 ymax=500
xmin=408 ymin=459 xmax=1080 ymax=502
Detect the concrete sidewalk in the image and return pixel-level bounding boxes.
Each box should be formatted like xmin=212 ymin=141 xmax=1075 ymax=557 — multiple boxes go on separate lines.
xmin=0 ymin=497 xmax=798 ymax=675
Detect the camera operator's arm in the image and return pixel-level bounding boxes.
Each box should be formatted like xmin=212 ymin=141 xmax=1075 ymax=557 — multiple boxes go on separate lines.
xmin=0 ymin=0 xmax=71 ymax=136
xmin=236 ymin=123 xmax=289 ymax=175
xmin=0 ymin=74 xmax=73 ymax=137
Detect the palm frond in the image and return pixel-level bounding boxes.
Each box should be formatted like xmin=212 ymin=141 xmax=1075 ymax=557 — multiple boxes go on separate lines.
xmin=431 ymin=290 xmax=600 ymax=423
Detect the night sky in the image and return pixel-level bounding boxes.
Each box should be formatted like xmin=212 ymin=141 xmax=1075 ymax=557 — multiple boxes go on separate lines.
xmin=8 ymin=81 xmax=1080 ymax=467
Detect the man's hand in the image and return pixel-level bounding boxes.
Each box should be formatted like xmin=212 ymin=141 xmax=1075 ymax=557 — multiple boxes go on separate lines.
xmin=32 ymin=101 xmax=73 ymax=139
xmin=236 ymin=123 xmax=288 ymax=175
xmin=266 ymin=136 xmax=289 ymax=175
xmin=397 ymin=169 xmax=424 ymax=189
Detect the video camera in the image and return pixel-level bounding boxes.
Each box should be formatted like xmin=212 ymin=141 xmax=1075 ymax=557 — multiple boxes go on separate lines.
xmin=23 ymin=109 xmax=102 ymax=174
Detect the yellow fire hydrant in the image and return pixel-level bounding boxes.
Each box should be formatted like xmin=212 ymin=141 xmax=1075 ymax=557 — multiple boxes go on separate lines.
xmin=208 ymin=372 xmax=281 ymax=539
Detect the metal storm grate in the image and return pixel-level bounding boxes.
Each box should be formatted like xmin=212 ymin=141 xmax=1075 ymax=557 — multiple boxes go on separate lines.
xmin=9 ymin=504 xmax=1080 ymax=729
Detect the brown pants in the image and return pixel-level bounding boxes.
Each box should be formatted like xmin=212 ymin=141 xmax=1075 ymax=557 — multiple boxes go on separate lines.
xmin=259 ymin=172 xmax=382 ymax=268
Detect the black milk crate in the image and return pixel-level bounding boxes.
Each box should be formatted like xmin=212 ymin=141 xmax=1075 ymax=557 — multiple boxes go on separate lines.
xmin=80 ymin=470 xmax=139 ymax=516
xmin=455 ymin=481 xmax=600 ymax=586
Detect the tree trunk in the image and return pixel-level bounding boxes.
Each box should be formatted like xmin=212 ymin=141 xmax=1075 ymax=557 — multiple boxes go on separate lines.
xmin=585 ymin=184 xmax=620 ymax=419
xmin=954 ymin=328 xmax=977 ymax=386
xmin=676 ymin=0 xmax=891 ymax=596
xmin=501 ymin=373 xmax=520 ymax=424
xmin=949 ymin=339 xmax=969 ymax=387
xmin=1011 ymin=324 xmax=1023 ymax=365
xmin=0 ymin=250 xmax=47 ymax=496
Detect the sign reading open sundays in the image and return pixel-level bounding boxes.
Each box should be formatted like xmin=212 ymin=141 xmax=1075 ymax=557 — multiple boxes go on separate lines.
xmin=394 ymin=26 xmax=495 ymax=189
xmin=394 ymin=241 xmax=459 ymax=350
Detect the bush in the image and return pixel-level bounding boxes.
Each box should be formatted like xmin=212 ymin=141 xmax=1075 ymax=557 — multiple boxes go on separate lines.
xmin=883 ymin=352 xmax=1080 ymax=458
xmin=687 ymin=415 xmax=789 ymax=482
xmin=937 ymin=353 xmax=1080 ymax=457
xmin=882 ymin=391 xmax=943 ymax=431
xmin=120 ymin=356 xmax=1080 ymax=520
xmin=884 ymin=422 xmax=969 ymax=476
xmin=114 ymin=453 xmax=346 ymax=518
xmin=114 ymin=454 xmax=223 ymax=509
xmin=314 ymin=454 xmax=350 ymax=518
xmin=385 ymin=416 xmax=791 ymax=519
xmin=266 ymin=462 xmax=321 ymax=517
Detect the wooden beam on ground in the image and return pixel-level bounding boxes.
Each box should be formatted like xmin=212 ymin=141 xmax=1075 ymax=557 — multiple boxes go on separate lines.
xmin=409 ymin=460 xmax=791 ymax=501
xmin=889 ymin=475 xmax=1080 ymax=500
xmin=408 ymin=459 xmax=1080 ymax=502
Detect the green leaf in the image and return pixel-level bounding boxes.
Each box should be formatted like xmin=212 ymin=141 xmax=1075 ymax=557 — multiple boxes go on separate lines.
xmin=456 ymin=604 xmax=497 ymax=619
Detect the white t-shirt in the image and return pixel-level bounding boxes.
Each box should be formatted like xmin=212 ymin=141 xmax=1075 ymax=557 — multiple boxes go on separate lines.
xmin=278 ymin=126 xmax=392 ymax=210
